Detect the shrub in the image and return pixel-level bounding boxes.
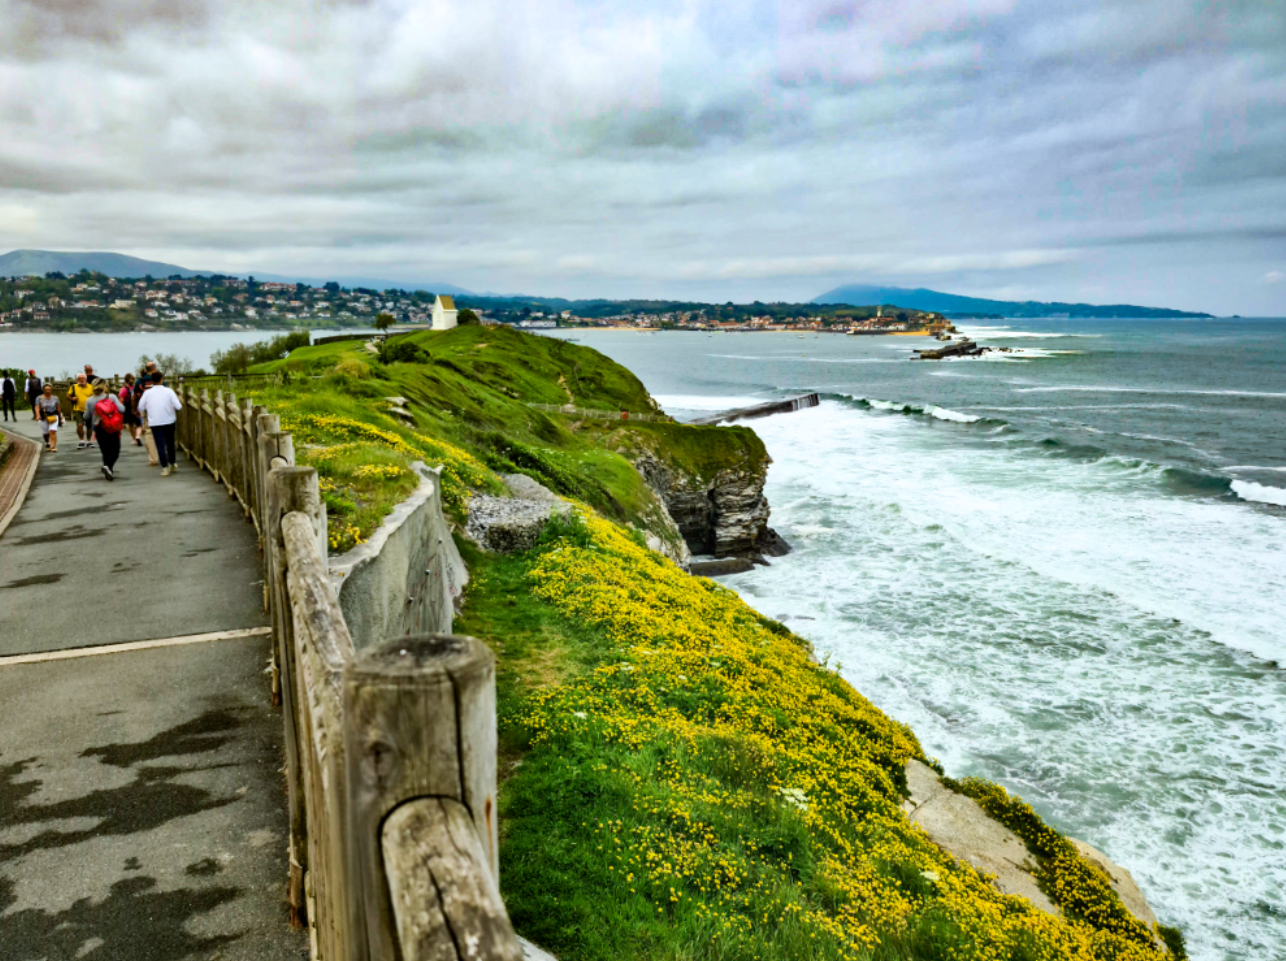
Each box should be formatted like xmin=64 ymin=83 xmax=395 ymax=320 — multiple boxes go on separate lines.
xmin=377 ymin=339 xmax=429 ymax=365
xmin=211 ymin=330 xmax=311 ymax=374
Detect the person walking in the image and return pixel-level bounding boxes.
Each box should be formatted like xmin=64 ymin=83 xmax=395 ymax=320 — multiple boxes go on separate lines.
xmin=136 ymin=370 xmax=183 ymax=476
xmin=135 ymin=366 xmax=159 ymax=465
xmin=67 ymin=373 xmax=94 ymax=449
xmin=86 ymin=379 xmax=126 ymax=480
xmin=36 ymin=383 xmax=62 ymax=452
xmin=119 ymin=373 xmax=142 ymax=445
xmin=1 ymin=371 xmax=16 ymax=422
xmin=25 ymin=371 xmax=42 ymax=420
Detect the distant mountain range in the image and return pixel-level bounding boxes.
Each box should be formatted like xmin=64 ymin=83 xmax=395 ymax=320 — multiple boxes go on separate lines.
xmin=0 ymin=249 xmax=473 ymax=296
xmin=813 ymin=283 xmax=1213 ymax=318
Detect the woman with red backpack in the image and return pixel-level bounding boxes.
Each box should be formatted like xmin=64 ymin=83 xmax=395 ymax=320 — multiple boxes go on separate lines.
xmin=87 ymin=379 xmax=126 ymax=481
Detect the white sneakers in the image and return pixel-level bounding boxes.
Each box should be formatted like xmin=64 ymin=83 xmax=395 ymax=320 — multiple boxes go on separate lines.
xmin=161 ymin=466 xmax=171 ymax=477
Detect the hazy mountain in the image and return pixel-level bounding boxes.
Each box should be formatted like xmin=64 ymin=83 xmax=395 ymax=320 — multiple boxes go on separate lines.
xmin=0 ymin=249 xmax=472 ymax=295
xmin=813 ymin=282 xmax=1212 ymax=318
xmin=0 ymin=249 xmax=206 ymax=279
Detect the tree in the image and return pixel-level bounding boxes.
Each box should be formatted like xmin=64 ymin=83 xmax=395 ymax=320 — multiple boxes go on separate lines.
xmin=457 ymin=308 xmax=481 ymax=326
xmin=374 ymin=312 xmax=395 ymax=332
xmin=137 ymin=352 xmax=195 ymax=375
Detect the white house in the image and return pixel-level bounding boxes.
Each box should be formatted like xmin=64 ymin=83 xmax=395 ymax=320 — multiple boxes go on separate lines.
xmin=431 ymin=294 xmax=458 ymax=330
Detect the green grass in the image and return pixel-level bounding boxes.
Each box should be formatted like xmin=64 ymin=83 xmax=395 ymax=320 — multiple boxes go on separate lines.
xmin=245 ymin=326 xmax=756 ymax=555
xmin=452 ymin=535 xmax=1074 ymax=961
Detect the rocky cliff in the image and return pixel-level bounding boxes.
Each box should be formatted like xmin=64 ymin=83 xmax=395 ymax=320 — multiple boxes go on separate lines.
xmin=630 ymin=444 xmax=786 ymax=561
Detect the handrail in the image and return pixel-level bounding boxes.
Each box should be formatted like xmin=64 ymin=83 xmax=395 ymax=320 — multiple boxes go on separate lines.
xmin=174 ymin=384 xmax=521 ymax=961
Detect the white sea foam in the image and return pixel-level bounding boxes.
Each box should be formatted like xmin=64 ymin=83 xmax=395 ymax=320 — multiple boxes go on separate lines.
xmin=1231 ymin=480 xmax=1286 ymax=506
xmin=951 ymin=348 xmax=1085 ymax=361
xmin=924 ymin=404 xmax=982 ymax=423
xmin=1015 ymin=386 xmax=1286 ymax=399
xmin=842 ymin=395 xmax=983 ymax=423
xmin=1225 ymin=465 xmax=1286 ymax=472
xmin=955 ymin=326 xmax=1102 ymax=340
xmin=722 ymin=400 xmax=1286 ymax=961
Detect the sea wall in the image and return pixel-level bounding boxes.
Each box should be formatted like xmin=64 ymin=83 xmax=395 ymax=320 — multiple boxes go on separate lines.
xmin=330 ymin=462 xmax=468 ymax=649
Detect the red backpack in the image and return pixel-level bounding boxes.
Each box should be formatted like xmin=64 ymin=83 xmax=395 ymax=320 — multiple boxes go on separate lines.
xmin=97 ymin=399 xmax=124 ymax=434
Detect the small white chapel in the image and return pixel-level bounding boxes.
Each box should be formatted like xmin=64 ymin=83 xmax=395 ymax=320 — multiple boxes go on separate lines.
xmin=431 ymin=295 xmax=458 ymax=330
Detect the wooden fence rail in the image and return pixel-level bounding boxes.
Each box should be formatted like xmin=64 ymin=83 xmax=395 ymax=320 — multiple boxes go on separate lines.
xmin=174 ymin=384 xmax=521 ymax=961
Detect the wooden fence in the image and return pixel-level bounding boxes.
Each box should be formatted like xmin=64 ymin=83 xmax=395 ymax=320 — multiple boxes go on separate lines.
xmin=174 ymin=384 xmax=522 ymax=961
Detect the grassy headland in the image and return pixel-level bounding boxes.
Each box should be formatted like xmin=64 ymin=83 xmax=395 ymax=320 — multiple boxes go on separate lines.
xmin=246 ymin=327 xmax=1183 ymax=961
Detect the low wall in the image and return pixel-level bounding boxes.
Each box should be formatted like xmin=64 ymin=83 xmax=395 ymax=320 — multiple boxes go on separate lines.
xmin=329 ymin=462 xmax=468 ymax=650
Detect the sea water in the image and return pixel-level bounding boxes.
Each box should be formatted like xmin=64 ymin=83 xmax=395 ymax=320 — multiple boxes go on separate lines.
xmin=548 ymin=320 xmax=1286 ymax=961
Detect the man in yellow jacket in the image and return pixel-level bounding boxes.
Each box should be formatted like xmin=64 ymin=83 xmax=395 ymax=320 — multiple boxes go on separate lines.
xmin=67 ymin=372 xmax=95 ymax=449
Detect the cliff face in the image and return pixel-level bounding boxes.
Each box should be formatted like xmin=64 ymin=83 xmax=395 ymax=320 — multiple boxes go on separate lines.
xmin=632 ymin=449 xmax=780 ymax=558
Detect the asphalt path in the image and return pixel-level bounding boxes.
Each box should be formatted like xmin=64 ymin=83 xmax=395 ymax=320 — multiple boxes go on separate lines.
xmin=0 ymin=418 xmax=305 ymax=959
xmin=0 ymin=420 xmax=266 ymax=655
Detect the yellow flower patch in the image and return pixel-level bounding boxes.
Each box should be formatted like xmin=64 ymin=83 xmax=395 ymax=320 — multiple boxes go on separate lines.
xmin=518 ymin=508 xmax=1176 ymax=961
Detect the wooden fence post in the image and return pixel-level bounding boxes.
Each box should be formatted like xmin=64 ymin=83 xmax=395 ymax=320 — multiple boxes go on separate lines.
xmin=344 ymin=634 xmax=512 ymax=961
xmin=255 ymin=413 xmax=282 ymax=552
xmin=269 ymin=465 xmax=318 ymax=929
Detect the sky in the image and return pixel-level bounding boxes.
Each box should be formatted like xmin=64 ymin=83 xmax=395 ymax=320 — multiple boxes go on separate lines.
xmin=3 ymin=0 xmax=1285 ymax=314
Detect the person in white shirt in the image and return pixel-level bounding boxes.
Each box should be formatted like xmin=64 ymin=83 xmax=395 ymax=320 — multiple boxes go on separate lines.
xmin=136 ymin=370 xmax=184 ymax=476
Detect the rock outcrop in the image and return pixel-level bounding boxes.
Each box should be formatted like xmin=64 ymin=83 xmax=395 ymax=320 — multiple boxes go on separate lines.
xmin=903 ymin=760 xmax=1058 ymax=914
xmin=903 ymin=760 xmax=1160 ymax=929
xmin=632 ymin=450 xmax=785 ymax=560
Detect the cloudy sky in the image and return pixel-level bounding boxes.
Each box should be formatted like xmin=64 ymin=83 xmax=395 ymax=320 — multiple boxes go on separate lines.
xmin=3 ymin=0 xmax=1285 ymax=313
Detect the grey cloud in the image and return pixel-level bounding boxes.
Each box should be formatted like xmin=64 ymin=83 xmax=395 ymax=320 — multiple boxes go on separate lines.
xmin=0 ymin=0 xmax=1284 ymax=314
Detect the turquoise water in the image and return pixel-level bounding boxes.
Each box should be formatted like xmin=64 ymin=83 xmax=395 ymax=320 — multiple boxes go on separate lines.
xmin=549 ymin=320 xmax=1286 ymax=961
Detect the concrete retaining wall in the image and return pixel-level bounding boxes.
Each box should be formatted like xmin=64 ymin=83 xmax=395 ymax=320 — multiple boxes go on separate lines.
xmin=330 ymin=462 xmax=468 ymax=650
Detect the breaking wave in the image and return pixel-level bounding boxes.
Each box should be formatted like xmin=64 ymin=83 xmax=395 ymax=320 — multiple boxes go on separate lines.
xmin=1231 ymin=480 xmax=1286 ymax=507
xmin=839 ymin=394 xmax=1005 ymax=426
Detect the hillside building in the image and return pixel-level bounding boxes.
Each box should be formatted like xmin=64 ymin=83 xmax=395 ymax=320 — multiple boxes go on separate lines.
xmin=431 ymin=294 xmax=458 ymax=330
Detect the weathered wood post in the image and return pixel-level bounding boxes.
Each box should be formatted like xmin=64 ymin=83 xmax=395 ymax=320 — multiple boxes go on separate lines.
xmin=214 ymin=389 xmax=231 ymax=490
xmin=198 ymin=388 xmax=212 ymax=472
xmin=269 ymin=464 xmax=317 ymax=929
xmin=344 ymin=634 xmax=518 ymax=961
xmin=255 ymin=412 xmax=282 ymax=554
xmin=260 ymin=425 xmax=294 ymax=672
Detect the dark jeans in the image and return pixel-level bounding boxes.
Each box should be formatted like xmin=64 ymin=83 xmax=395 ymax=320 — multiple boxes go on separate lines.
xmin=152 ymin=423 xmax=176 ymax=468
xmin=1 ymin=396 xmax=14 ymax=420
xmin=95 ymin=427 xmax=122 ymax=470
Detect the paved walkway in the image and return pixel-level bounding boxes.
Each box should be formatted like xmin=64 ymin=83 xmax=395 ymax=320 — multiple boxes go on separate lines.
xmin=0 ymin=420 xmax=306 ymax=960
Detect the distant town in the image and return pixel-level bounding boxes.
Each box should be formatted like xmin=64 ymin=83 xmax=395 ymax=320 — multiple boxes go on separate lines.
xmin=0 ymin=269 xmax=953 ymax=336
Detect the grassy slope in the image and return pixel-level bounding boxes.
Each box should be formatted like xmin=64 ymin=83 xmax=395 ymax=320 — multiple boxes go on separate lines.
xmin=251 ymin=326 xmax=763 ymax=553
xmin=249 ymin=328 xmax=1182 ymax=961
xmin=455 ymin=512 xmax=1181 ymax=961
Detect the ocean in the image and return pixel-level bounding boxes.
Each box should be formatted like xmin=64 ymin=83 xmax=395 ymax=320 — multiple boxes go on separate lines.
xmin=546 ymin=320 xmax=1286 ymax=961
